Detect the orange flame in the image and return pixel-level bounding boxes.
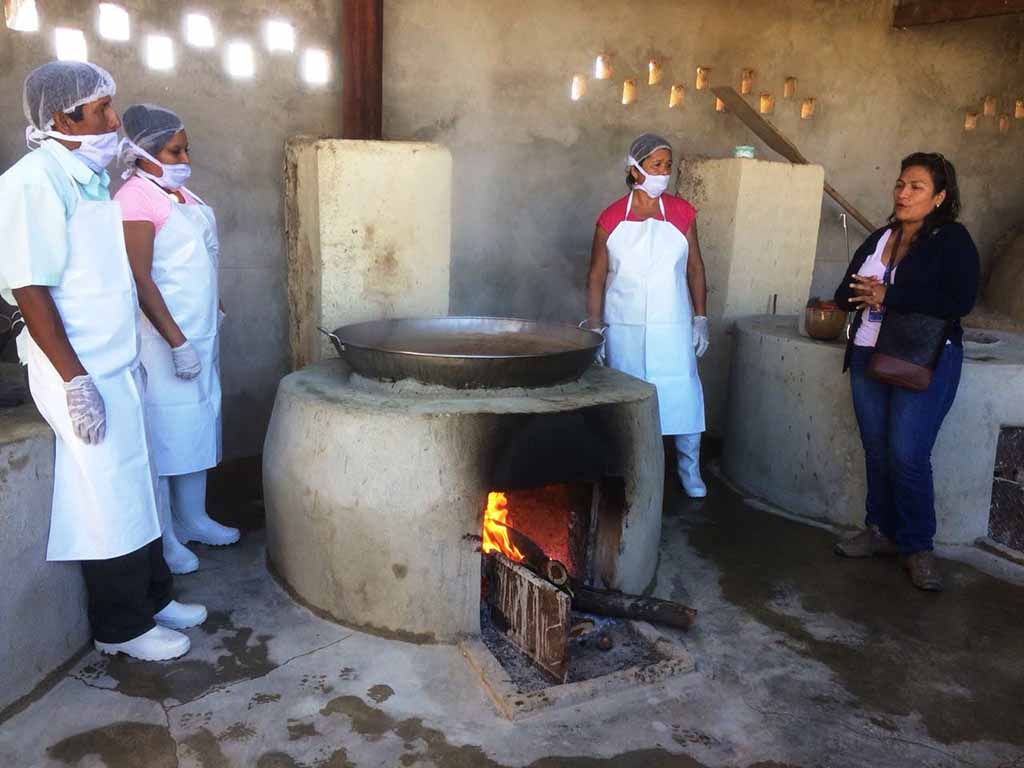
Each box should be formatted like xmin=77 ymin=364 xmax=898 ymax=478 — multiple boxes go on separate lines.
xmin=481 ymin=492 xmax=524 ymax=561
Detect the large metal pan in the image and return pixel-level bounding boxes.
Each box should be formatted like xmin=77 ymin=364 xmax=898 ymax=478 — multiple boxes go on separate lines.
xmin=317 ymin=317 xmax=603 ymax=389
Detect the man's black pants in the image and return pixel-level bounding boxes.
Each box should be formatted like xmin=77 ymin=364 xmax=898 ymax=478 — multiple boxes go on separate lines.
xmin=80 ymin=537 xmax=173 ymax=644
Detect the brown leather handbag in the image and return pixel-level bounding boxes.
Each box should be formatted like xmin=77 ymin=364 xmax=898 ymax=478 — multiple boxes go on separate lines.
xmin=867 ymin=311 xmax=949 ymax=391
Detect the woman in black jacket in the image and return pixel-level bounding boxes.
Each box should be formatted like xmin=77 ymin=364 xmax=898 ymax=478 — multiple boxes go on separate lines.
xmin=832 ymin=152 xmax=979 ymax=592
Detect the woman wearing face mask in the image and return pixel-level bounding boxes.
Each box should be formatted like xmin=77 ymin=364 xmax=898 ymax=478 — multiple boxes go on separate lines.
xmin=832 ymin=153 xmax=979 ymax=592
xmin=587 ymin=133 xmax=710 ymax=497
xmin=114 ymin=104 xmax=238 ymax=575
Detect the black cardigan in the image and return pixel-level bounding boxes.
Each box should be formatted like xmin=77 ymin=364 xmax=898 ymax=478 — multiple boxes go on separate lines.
xmin=833 ymin=222 xmax=980 ymax=371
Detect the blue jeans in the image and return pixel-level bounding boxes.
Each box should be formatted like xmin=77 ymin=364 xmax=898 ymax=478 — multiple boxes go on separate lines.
xmin=849 ymin=344 xmax=963 ymax=554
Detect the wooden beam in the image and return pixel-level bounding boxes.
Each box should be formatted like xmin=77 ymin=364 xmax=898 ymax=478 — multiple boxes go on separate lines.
xmin=712 ymin=86 xmax=877 ymax=233
xmin=341 ymin=0 xmax=383 ymax=139
xmin=894 ymin=0 xmax=1024 ymax=28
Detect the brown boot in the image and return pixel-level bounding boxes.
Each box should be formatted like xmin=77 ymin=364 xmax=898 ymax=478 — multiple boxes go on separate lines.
xmin=902 ymin=552 xmax=944 ymax=592
xmin=833 ymin=525 xmax=899 ymax=558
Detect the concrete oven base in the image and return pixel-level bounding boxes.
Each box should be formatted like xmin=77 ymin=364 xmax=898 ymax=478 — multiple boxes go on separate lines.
xmin=262 ymin=360 xmax=663 ymax=644
xmin=722 ymin=316 xmax=1024 ymax=544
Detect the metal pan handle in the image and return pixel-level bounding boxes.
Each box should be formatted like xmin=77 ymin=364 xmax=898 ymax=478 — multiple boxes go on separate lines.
xmin=578 ymin=319 xmax=607 ymax=336
xmin=317 ymin=326 xmax=346 ymax=355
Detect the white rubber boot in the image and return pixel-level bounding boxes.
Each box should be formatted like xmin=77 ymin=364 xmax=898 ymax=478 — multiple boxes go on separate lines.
xmin=154 ymin=600 xmax=208 ymax=630
xmin=95 ymin=625 xmax=190 ymax=661
xmin=675 ymin=433 xmax=708 ymax=498
xmin=158 ymin=477 xmax=199 ymax=574
xmin=172 ymin=470 xmax=240 ymax=546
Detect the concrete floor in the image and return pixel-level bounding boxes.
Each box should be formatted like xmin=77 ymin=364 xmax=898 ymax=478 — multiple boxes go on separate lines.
xmin=3 ymin=469 xmax=1024 ymax=768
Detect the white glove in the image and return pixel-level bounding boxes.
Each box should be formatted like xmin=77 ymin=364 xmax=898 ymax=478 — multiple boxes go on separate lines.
xmin=171 ymin=340 xmax=202 ymax=380
xmin=64 ymin=374 xmax=106 ymax=445
xmin=693 ymin=316 xmax=710 ymax=358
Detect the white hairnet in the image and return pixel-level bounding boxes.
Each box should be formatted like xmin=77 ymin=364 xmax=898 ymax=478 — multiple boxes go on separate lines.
xmin=121 ymin=103 xmax=184 ymax=156
xmin=627 ymin=133 xmax=672 ymax=168
xmin=23 ymin=61 xmax=117 ymax=132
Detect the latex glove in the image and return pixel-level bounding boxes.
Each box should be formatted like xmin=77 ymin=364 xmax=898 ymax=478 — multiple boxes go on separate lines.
xmin=64 ymin=374 xmax=106 ymax=445
xmin=693 ymin=316 xmax=710 ymax=358
xmin=171 ymin=340 xmax=202 ymax=380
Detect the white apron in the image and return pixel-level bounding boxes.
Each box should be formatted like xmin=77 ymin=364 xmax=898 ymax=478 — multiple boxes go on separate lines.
xmin=604 ymin=194 xmax=705 ymax=436
xmin=22 ymin=181 xmax=161 ymax=561
xmin=138 ymin=186 xmax=222 ymax=477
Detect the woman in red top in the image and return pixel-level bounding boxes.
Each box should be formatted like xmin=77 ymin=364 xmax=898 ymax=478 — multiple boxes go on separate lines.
xmin=586 ymin=134 xmax=710 ymax=497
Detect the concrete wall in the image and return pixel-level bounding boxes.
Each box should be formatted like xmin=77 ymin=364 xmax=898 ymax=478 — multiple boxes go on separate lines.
xmin=0 ymin=368 xmax=89 ymax=715
xmin=0 ymin=0 xmax=340 ymax=460
xmin=677 ymin=158 xmax=823 ymax=433
xmin=384 ymin=0 xmax=1024 ymax=318
xmin=284 ymin=139 xmax=452 ymax=369
xmin=722 ymin=317 xmax=1024 ymax=544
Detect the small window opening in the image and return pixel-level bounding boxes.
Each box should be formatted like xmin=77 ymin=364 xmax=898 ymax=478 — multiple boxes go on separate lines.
xmin=715 ymin=96 xmax=726 ymax=112
xmin=648 ymin=60 xmax=662 ymax=86
xmin=695 ymin=66 xmax=710 ymax=91
xmin=622 ymin=79 xmax=637 ymax=106
xmin=5 ymin=0 xmax=39 ymax=32
xmin=265 ymin=19 xmax=295 ymax=52
xmin=146 ymin=34 xmax=174 ymax=71
xmin=784 ymin=77 xmax=797 ymax=99
xmin=570 ymin=74 xmax=587 ymax=102
xmin=226 ymin=41 xmax=255 ymax=78
xmin=1016 ymin=99 xmax=1024 ymax=120
xmin=983 ymin=96 xmax=997 ymax=118
xmin=55 ymin=27 xmax=88 ymax=61
xmin=302 ymin=48 xmax=331 ymax=85
xmin=740 ymin=68 xmax=754 ymax=95
xmin=97 ymin=3 xmax=130 ymax=41
xmin=999 ymin=114 xmax=1011 ymax=134
xmin=801 ymin=98 xmax=816 ymax=119
xmin=669 ymin=84 xmax=685 ymax=109
xmin=964 ymin=111 xmax=978 ymax=132
xmin=185 ymin=13 xmax=215 ymax=48
xmin=594 ymin=55 xmax=612 ymax=80
xmin=759 ymin=93 xmax=775 ymax=114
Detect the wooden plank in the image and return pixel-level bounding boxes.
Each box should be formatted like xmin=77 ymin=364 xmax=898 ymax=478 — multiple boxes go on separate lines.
xmin=894 ymin=0 xmax=1024 ymax=28
xmin=341 ymin=0 xmax=383 ymax=139
xmin=712 ymin=86 xmax=877 ymax=233
xmin=485 ymin=553 xmax=570 ymax=683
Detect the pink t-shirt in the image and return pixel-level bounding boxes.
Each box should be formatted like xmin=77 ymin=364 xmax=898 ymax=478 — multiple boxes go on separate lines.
xmin=597 ymin=192 xmax=697 ymax=238
xmin=114 ymin=175 xmax=199 ymax=236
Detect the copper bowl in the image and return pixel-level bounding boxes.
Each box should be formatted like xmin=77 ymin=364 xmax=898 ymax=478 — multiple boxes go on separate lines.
xmin=805 ymin=307 xmax=847 ymax=341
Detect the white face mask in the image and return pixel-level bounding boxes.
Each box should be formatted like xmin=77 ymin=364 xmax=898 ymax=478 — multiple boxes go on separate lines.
xmin=26 ymin=127 xmax=120 ymax=174
xmin=629 ymin=158 xmax=670 ymax=199
xmin=137 ymin=163 xmax=192 ymax=191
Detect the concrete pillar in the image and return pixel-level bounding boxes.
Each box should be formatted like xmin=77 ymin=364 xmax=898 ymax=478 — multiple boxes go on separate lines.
xmin=285 ymin=139 xmax=452 ymax=369
xmin=676 ymin=158 xmax=824 ymax=435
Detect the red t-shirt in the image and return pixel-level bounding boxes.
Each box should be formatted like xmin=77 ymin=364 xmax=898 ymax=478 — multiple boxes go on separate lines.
xmin=597 ymin=193 xmax=697 ymax=238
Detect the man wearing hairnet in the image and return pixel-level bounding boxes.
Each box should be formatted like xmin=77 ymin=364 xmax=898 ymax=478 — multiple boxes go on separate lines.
xmin=0 ymin=61 xmax=206 ymax=661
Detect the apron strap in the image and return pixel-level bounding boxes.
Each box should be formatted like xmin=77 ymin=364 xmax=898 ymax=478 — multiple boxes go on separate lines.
xmin=624 ymin=191 xmax=667 ymax=221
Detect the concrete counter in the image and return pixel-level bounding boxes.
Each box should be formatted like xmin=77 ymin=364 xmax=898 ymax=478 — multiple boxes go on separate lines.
xmin=722 ymin=316 xmax=1024 ymax=544
xmin=0 ymin=365 xmax=89 ymax=716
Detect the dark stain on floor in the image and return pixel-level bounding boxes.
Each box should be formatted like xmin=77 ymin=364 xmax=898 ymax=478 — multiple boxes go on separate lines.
xmin=287 ymin=718 xmax=320 ymax=740
xmin=48 ymin=721 xmax=177 ymax=768
xmin=367 ymin=683 xmax=395 ymax=703
xmin=317 ymin=693 xmax=708 ymax=767
xmin=682 ymin=477 xmax=1024 ymax=747
xmin=182 ymin=727 xmax=230 ymax=767
xmin=80 ymin=610 xmax=275 ymax=703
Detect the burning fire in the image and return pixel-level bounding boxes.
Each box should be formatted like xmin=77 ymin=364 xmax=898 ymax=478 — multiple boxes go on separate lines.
xmin=481 ymin=492 xmax=524 ymax=562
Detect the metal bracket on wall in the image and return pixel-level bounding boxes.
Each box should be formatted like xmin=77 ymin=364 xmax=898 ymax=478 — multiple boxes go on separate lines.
xmin=712 ymin=86 xmax=877 ymax=233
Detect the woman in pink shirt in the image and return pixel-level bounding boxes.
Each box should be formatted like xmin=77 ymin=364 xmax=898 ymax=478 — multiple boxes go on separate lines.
xmin=114 ymin=104 xmax=238 ymax=575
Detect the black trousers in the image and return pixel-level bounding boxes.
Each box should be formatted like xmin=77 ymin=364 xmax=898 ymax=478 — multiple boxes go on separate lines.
xmin=80 ymin=537 xmax=173 ymax=644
